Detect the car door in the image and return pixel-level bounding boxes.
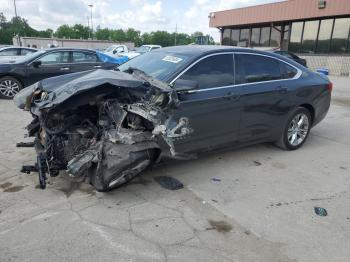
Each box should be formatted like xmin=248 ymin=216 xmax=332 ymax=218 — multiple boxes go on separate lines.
xmin=235 ymin=53 xmax=300 ymax=142
xmin=171 ymin=53 xmax=241 ymax=154
xmin=26 ymin=51 xmax=71 ymax=85
xmin=70 ymin=51 xmax=105 ymax=72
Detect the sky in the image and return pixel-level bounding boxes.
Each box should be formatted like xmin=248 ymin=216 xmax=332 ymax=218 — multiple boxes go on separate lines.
xmin=0 ymin=0 xmax=283 ymax=41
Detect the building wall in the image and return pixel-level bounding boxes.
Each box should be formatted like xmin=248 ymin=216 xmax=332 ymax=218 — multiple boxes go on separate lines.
xmin=300 ymin=54 xmax=350 ymax=76
xmin=13 ymin=37 xmax=135 ymax=50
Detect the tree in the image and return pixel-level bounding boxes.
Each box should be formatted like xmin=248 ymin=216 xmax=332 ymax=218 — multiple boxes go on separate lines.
xmin=0 ymin=12 xmax=6 ymax=29
xmin=141 ymin=32 xmax=152 ymax=45
xmin=96 ymin=28 xmax=111 ymax=40
xmin=112 ymin=29 xmax=126 ymax=41
xmin=55 ymin=24 xmax=73 ymax=39
xmin=72 ymin=24 xmax=90 ymax=39
xmin=125 ymin=28 xmax=141 ymax=46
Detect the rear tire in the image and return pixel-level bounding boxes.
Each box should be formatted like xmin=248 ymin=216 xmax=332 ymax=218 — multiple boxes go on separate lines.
xmin=275 ymin=107 xmax=312 ymax=150
xmin=0 ymin=76 xmax=22 ymax=99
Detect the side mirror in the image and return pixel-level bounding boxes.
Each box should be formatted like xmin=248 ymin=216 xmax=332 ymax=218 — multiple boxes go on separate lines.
xmin=173 ymin=79 xmax=198 ymax=92
xmin=113 ymin=50 xmax=117 ymax=54
xmin=32 ymin=60 xmax=42 ymax=68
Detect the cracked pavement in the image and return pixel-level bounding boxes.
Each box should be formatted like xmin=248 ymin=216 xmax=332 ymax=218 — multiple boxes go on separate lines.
xmin=0 ymin=76 xmax=349 ymax=262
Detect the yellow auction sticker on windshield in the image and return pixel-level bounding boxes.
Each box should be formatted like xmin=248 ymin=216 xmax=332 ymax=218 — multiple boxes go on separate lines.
xmin=162 ymin=56 xmax=183 ymax=63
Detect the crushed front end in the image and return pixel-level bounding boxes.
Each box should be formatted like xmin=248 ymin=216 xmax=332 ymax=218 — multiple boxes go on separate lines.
xmin=14 ymin=69 xmax=192 ymax=191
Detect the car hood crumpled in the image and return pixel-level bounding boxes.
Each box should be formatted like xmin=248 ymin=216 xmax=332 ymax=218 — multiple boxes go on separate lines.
xmin=14 ymin=69 xmax=167 ymax=111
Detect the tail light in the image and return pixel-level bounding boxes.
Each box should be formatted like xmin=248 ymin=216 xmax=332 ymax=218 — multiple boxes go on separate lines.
xmin=327 ymin=82 xmax=333 ymax=93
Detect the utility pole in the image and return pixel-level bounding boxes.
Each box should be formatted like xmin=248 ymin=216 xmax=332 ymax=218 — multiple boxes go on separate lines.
xmin=174 ymin=24 xmax=177 ymax=46
xmin=87 ymin=16 xmax=90 ymax=39
xmin=13 ymin=0 xmax=20 ymax=46
xmin=88 ymin=4 xmax=93 ymax=39
xmin=13 ymin=0 xmax=18 ymax=19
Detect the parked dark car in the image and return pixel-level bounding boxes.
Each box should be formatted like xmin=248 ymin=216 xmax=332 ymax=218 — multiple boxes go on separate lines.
xmin=14 ymin=46 xmax=331 ymax=191
xmin=273 ymin=50 xmax=307 ymax=67
xmin=0 ymin=48 xmax=126 ymax=99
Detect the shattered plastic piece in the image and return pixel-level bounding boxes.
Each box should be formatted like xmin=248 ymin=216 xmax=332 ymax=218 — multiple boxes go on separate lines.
xmin=154 ymin=176 xmax=183 ymax=190
xmin=16 ymin=142 xmax=35 ymax=147
xmin=314 ymin=207 xmax=328 ymax=217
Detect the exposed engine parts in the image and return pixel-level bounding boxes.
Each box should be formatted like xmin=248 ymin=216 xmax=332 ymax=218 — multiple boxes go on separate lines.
xmin=14 ymin=69 xmax=193 ymax=191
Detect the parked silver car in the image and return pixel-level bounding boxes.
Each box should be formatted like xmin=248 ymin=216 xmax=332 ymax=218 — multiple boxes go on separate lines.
xmin=0 ymin=46 xmax=38 ymax=63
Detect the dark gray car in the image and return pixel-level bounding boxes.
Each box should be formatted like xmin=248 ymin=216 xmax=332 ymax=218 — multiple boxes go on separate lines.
xmin=14 ymin=46 xmax=331 ymax=191
xmin=0 ymin=48 xmax=123 ymax=99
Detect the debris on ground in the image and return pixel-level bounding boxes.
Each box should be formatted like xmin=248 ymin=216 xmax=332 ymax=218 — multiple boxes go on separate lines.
xmin=253 ymin=161 xmax=262 ymax=166
xmin=211 ymin=177 xmax=221 ymax=182
xmin=154 ymin=176 xmax=183 ymax=190
xmin=207 ymin=220 xmax=233 ymax=233
xmin=314 ymin=207 xmax=328 ymax=217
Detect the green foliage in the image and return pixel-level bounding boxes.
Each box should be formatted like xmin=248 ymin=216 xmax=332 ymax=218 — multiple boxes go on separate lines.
xmin=0 ymin=12 xmax=214 ymax=47
xmin=0 ymin=13 xmax=53 ymax=44
xmin=54 ymin=24 xmax=90 ymax=39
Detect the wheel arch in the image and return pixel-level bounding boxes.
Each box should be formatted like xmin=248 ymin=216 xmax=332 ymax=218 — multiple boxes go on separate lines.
xmin=0 ymin=74 xmax=24 ymax=88
xmin=299 ymin=103 xmax=315 ymax=125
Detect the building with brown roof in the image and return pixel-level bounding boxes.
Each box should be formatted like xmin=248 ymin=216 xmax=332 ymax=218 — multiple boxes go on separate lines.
xmin=209 ymin=0 xmax=350 ymax=75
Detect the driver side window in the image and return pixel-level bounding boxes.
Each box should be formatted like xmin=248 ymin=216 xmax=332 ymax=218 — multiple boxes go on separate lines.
xmin=38 ymin=52 xmax=70 ymax=65
xmin=178 ymin=54 xmax=234 ymax=89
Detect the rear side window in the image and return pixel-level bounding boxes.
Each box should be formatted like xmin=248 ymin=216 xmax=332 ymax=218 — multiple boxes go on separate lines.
xmin=72 ymin=52 xmax=98 ymax=63
xmin=21 ymin=49 xmax=36 ymax=55
xmin=280 ymin=62 xmax=298 ymax=79
xmin=0 ymin=48 xmax=19 ymax=56
xmin=179 ymin=54 xmax=234 ymax=89
xmin=235 ymin=54 xmax=281 ymax=84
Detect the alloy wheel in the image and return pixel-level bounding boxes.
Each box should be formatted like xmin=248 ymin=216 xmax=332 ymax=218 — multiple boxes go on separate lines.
xmin=0 ymin=79 xmax=20 ymax=98
xmin=287 ymin=113 xmax=310 ymax=146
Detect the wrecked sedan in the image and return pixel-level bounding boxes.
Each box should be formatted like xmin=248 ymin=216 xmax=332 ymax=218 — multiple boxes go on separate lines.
xmin=14 ymin=46 xmax=331 ymax=191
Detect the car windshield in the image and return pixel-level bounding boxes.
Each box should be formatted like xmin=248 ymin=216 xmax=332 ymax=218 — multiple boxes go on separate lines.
xmin=105 ymin=46 xmax=116 ymax=53
xmin=118 ymin=51 xmax=191 ymax=81
xmin=136 ymin=46 xmax=151 ymax=53
xmin=15 ymin=50 xmax=45 ymax=63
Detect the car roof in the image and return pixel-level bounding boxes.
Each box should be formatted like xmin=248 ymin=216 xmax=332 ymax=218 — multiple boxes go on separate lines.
xmin=152 ymin=45 xmax=305 ymax=70
xmin=0 ymin=46 xmax=38 ymax=51
xmin=142 ymin=45 xmax=161 ymax=48
xmin=43 ymin=47 xmax=96 ymax=52
xmin=153 ymin=45 xmax=282 ymax=57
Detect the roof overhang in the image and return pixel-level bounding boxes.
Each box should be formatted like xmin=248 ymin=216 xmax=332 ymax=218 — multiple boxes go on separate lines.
xmin=209 ymin=0 xmax=350 ymax=28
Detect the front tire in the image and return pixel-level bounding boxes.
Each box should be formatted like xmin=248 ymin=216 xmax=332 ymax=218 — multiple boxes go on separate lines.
xmin=0 ymin=76 xmax=22 ymax=99
xmin=90 ymin=149 xmax=158 ymax=192
xmin=276 ymin=107 xmax=312 ymax=150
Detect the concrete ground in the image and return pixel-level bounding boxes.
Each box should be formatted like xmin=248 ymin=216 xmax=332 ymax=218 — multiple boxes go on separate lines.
xmin=0 ymin=76 xmax=349 ymax=262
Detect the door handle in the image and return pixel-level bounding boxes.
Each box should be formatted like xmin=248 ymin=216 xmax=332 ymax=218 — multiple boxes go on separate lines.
xmin=94 ymin=65 xmax=102 ymax=68
xmin=60 ymin=67 xmax=70 ymax=71
xmin=277 ymin=86 xmax=288 ymax=94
